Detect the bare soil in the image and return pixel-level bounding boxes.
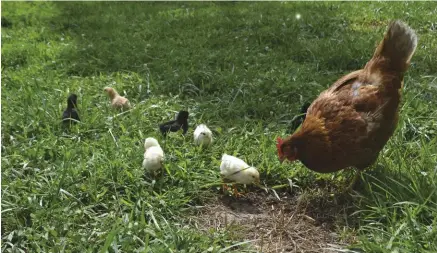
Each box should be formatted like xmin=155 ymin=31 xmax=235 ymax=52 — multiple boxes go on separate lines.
xmin=195 ymin=186 xmax=359 ymax=253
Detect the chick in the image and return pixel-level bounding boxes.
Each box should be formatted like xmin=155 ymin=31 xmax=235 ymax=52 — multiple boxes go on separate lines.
xmin=142 ymin=137 xmax=165 ymax=175
xmin=220 ymin=154 xmax=260 ymax=197
xmin=194 ymin=124 xmax=213 ymax=147
xmin=159 ymin=110 xmax=189 ymax=136
xmin=62 ymin=94 xmax=80 ymax=126
xmin=103 ymin=87 xmax=131 ymax=110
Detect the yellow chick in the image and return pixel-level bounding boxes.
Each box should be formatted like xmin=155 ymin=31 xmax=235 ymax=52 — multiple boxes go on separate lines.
xmin=103 ymin=87 xmax=131 ymax=110
xmin=142 ymin=137 xmax=164 ymax=175
xmin=220 ymin=154 xmax=260 ymax=197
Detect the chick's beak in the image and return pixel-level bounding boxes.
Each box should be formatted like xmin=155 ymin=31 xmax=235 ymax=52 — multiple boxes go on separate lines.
xmin=253 ymin=177 xmax=261 ymax=186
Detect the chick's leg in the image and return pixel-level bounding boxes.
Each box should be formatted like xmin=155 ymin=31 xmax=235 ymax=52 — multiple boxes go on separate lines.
xmin=222 ymin=183 xmax=229 ymax=193
xmin=232 ymin=184 xmax=244 ymax=198
xmin=221 ymin=177 xmax=229 ymax=193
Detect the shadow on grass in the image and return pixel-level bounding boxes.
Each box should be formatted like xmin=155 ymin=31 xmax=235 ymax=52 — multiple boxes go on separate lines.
xmin=42 ymin=2 xmax=384 ymax=124
xmin=49 ymin=2 xmax=374 ymax=91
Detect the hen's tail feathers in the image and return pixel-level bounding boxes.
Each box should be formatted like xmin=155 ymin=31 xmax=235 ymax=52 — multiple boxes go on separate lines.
xmin=370 ymin=20 xmax=417 ymax=73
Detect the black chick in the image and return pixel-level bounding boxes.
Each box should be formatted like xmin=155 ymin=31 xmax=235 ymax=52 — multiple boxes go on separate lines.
xmin=62 ymin=94 xmax=80 ymax=126
xmin=289 ymin=102 xmax=311 ymax=133
xmin=159 ymin=110 xmax=189 ymax=136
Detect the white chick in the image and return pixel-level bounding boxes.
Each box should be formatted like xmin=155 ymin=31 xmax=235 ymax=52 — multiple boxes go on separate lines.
xmin=194 ymin=124 xmax=213 ymax=147
xmin=142 ymin=137 xmax=164 ymax=174
xmin=220 ymin=154 xmax=260 ymax=197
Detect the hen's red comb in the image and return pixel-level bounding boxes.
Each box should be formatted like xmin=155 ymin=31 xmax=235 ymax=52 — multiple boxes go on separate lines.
xmin=276 ymin=137 xmax=284 ymax=156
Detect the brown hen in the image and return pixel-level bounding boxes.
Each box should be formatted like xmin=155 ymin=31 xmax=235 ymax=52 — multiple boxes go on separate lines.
xmin=277 ymin=20 xmax=418 ymax=189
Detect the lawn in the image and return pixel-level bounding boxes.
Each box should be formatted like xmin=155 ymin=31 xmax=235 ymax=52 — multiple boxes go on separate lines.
xmin=1 ymin=2 xmax=437 ymax=252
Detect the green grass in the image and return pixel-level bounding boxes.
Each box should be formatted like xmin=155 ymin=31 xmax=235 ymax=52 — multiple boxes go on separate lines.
xmin=2 ymin=2 xmax=437 ymax=252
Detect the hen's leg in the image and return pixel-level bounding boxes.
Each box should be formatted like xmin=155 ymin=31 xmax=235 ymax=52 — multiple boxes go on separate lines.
xmin=346 ymin=154 xmax=378 ymax=192
xmin=345 ymin=169 xmax=361 ymax=192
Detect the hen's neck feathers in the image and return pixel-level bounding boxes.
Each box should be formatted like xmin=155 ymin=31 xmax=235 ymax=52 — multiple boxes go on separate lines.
xmin=287 ymin=115 xmax=331 ymax=154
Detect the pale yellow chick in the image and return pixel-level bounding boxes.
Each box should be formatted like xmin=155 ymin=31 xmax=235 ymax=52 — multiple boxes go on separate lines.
xmin=194 ymin=124 xmax=213 ymax=147
xmin=142 ymin=137 xmax=165 ymax=175
xmin=220 ymin=154 xmax=260 ymax=197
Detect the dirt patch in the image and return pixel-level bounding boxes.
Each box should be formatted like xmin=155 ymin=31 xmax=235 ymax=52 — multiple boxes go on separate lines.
xmin=195 ymin=188 xmax=358 ymax=252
